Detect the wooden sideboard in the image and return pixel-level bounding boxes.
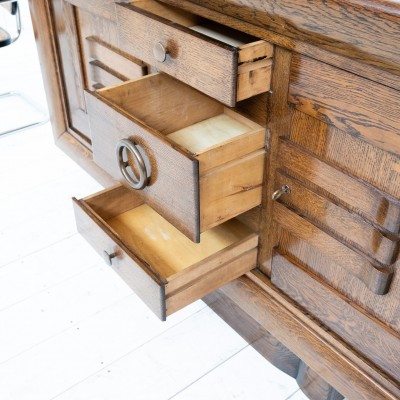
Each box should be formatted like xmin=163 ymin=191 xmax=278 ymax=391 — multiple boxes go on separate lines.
xmin=29 ymin=1 xmax=400 ymax=399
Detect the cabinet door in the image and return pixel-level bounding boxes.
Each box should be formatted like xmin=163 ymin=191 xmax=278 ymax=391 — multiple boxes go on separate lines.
xmin=51 ymin=0 xmax=145 ymax=146
xmin=258 ymin=50 xmax=400 ymax=385
xmin=52 ymin=0 xmax=91 ymax=143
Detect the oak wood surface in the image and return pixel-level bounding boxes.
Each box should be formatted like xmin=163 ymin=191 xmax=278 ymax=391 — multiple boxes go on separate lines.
xmin=29 ymin=0 xmax=67 ymax=138
xmin=89 ymin=60 xmax=125 ymax=88
xmin=279 ymin=138 xmax=400 ymax=234
xmin=183 ymin=0 xmax=400 ymax=75
xmin=74 ymin=185 xmax=258 ymax=320
xmin=277 ymin=227 xmax=400 ymax=334
xmin=199 ymin=150 xmax=264 ymax=232
xmin=73 ymin=196 xmax=167 ymax=320
xmin=107 ymin=204 xmax=254 ymax=279
xmin=257 ymin=47 xmax=293 ymax=276
xmin=66 ymin=0 xmax=118 ymax=21
xmin=53 ymin=0 xmax=91 ymax=138
xmin=166 ymin=248 xmax=257 ymax=315
xmin=289 ymin=109 xmax=400 ymax=200
xmin=289 ymin=54 xmax=400 ymax=156
xmin=225 ymin=273 xmax=400 ymax=400
xmin=116 ymin=1 xmax=271 ymax=105
xmin=86 ymin=82 xmax=201 ymax=242
xmin=90 ymin=73 xmax=265 ymax=238
xmin=163 ymin=0 xmax=400 ymax=90
xmin=29 ymin=0 xmax=400 ymax=396
xmin=271 ymin=251 xmax=400 ymax=384
xmin=274 ymin=202 xmax=392 ymax=295
xmin=275 ymin=171 xmax=399 ymax=267
xmin=117 ymin=1 xmax=237 ymax=105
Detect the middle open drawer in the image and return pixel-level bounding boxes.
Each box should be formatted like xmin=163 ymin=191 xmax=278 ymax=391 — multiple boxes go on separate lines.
xmin=85 ymin=73 xmax=265 ymax=242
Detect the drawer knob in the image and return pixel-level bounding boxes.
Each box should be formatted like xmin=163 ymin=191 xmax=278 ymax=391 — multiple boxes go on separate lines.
xmin=103 ymin=250 xmax=116 ymax=266
xmin=116 ymin=139 xmax=149 ymax=190
xmin=272 ymin=184 xmax=291 ymax=200
xmin=153 ymin=42 xmax=168 ymax=63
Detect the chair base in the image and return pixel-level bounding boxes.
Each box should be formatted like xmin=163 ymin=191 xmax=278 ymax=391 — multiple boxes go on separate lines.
xmin=0 ymin=91 xmax=48 ymax=136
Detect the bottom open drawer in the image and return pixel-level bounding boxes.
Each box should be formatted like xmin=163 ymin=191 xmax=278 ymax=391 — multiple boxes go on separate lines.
xmin=73 ymin=185 xmax=258 ymax=320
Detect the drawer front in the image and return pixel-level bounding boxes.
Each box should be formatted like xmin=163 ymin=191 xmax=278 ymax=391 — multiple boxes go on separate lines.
xmin=86 ymin=73 xmax=265 ymax=242
xmin=73 ymin=186 xmax=258 ymax=320
xmin=85 ymin=89 xmax=200 ymax=242
xmin=270 ymin=251 xmax=400 ymax=383
xmin=115 ymin=2 xmax=272 ymax=106
xmin=72 ymin=191 xmax=167 ymax=320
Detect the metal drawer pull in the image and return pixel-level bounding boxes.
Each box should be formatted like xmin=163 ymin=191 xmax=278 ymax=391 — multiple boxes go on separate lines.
xmin=103 ymin=250 xmax=116 ymax=266
xmin=272 ymin=184 xmax=291 ymax=200
xmin=153 ymin=42 xmax=168 ymax=63
xmin=116 ymin=138 xmax=149 ymax=190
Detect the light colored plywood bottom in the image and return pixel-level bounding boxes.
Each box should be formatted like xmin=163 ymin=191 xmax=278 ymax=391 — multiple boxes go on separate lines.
xmin=167 ymin=113 xmax=252 ymax=155
xmin=190 ymin=25 xmax=246 ymax=47
xmin=107 ymin=204 xmax=252 ymax=279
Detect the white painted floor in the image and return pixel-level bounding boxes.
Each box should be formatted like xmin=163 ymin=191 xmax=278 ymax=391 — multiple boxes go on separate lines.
xmin=0 ymin=2 xmax=307 ymax=399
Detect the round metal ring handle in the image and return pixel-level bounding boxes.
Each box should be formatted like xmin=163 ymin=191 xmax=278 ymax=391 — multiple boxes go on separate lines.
xmin=153 ymin=42 xmax=168 ymax=63
xmin=272 ymin=184 xmax=291 ymax=201
xmin=116 ymin=138 xmax=149 ymax=190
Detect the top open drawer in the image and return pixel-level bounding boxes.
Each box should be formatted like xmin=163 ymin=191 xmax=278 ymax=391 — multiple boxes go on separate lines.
xmin=116 ymin=0 xmax=273 ymax=106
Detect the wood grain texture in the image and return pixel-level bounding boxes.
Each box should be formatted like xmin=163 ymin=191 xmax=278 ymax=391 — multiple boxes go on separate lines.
xmin=199 ymin=150 xmax=264 ymax=231
xmin=275 ymin=171 xmax=399 ymax=267
xmin=258 ymin=46 xmax=293 ymax=276
xmin=166 ymin=248 xmax=257 ymax=315
xmin=89 ymin=60 xmax=125 ymax=88
xmin=66 ymin=0 xmax=118 ymax=21
xmin=90 ymin=74 xmax=265 ymax=238
xmin=289 ymin=109 xmax=400 ymax=200
xmin=296 ymin=361 xmax=344 ymax=400
xmin=279 ymin=138 xmax=400 ymax=235
xmin=205 ymin=290 xmax=347 ymax=400
xmin=271 ymin=251 xmax=400 ymax=384
xmin=52 ymin=0 xmax=91 ymax=137
xmin=74 ymin=186 xmax=258 ymax=320
xmin=107 ymin=205 xmax=255 ymax=279
xmin=86 ymin=88 xmax=200 ymax=242
xmin=163 ymin=0 xmax=400 ymax=91
xmin=116 ymin=2 xmax=271 ymax=105
xmin=223 ymin=273 xmax=400 ymax=400
xmin=73 ymin=196 xmax=167 ymax=320
xmin=28 ymin=0 xmax=67 ymax=138
xmin=289 ymin=54 xmax=400 ymax=155
xmin=86 ymin=36 xmax=146 ymax=82
xmin=277 ymin=228 xmax=400 ymax=334
xmin=184 ymin=0 xmax=400 ymax=75
xmin=116 ymin=1 xmax=237 ymax=105
xmin=274 ymin=202 xmax=392 ymax=295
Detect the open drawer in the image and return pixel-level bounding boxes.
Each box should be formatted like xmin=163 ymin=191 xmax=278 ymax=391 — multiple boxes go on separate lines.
xmin=73 ymin=185 xmax=258 ymax=320
xmin=86 ymin=73 xmax=265 ymax=242
xmin=115 ymin=0 xmax=273 ymax=106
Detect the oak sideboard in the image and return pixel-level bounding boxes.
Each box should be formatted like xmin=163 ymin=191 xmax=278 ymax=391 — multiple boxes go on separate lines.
xmin=29 ymin=1 xmax=400 ymax=399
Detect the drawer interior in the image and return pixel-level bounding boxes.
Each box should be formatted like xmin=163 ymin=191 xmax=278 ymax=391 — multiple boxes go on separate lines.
xmin=97 ymin=73 xmax=264 ymax=171
xmin=85 ymin=185 xmax=256 ymax=282
xmin=130 ymin=0 xmax=257 ymax=47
